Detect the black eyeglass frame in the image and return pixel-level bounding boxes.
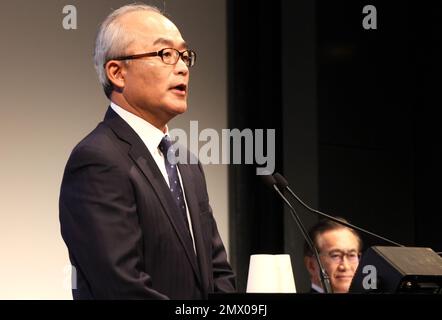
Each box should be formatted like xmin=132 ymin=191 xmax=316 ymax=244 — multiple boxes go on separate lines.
xmin=319 ymin=250 xmax=362 ymax=264
xmin=106 ymin=48 xmax=196 ymax=67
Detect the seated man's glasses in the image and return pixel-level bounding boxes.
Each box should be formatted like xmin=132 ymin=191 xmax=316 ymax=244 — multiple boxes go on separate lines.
xmin=321 ymin=250 xmax=361 ymax=264
xmin=109 ymin=48 xmax=196 ymax=67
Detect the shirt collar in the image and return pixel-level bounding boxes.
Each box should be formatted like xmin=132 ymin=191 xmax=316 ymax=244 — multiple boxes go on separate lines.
xmin=311 ymin=283 xmax=325 ymax=293
xmin=110 ymin=102 xmax=168 ymax=154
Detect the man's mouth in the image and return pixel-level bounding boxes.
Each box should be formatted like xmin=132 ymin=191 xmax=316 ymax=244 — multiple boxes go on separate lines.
xmin=170 ymin=84 xmax=187 ymax=95
xmin=335 ymin=275 xmax=353 ymax=280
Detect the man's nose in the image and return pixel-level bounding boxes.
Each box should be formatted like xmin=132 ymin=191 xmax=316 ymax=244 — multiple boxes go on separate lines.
xmin=338 ymin=258 xmax=350 ymax=270
xmin=174 ymin=57 xmax=189 ymax=76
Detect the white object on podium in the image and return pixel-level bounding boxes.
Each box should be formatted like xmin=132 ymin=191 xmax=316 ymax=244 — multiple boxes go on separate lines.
xmin=246 ymin=254 xmax=297 ymax=293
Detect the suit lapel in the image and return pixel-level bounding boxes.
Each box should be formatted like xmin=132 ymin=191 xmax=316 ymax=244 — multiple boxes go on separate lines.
xmin=178 ymin=162 xmax=210 ymax=297
xmin=103 ymin=107 xmax=202 ymax=287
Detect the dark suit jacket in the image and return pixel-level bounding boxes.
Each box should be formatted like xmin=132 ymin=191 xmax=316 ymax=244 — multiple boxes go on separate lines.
xmin=59 ymin=107 xmax=236 ymax=299
xmin=309 ymin=287 xmax=322 ymax=294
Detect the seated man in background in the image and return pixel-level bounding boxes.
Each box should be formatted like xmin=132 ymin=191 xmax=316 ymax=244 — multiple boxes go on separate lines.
xmin=303 ymin=218 xmax=362 ymax=293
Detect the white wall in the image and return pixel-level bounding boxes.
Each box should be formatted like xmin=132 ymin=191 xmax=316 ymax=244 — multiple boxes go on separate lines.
xmin=0 ymin=0 xmax=227 ymax=299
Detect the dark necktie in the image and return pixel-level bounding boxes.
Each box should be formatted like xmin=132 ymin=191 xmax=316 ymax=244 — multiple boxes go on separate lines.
xmin=158 ymin=136 xmax=191 ymax=234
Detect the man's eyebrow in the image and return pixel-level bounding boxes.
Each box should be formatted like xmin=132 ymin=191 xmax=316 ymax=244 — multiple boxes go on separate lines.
xmin=328 ymin=249 xmax=344 ymax=254
xmin=153 ymin=37 xmax=188 ymax=49
xmin=329 ymin=249 xmax=357 ymax=253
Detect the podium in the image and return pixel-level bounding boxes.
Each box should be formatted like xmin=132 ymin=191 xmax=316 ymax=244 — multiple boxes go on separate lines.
xmin=350 ymin=246 xmax=442 ymax=293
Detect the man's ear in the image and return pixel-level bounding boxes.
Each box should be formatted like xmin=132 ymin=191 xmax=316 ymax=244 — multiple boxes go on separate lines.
xmin=304 ymin=256 xmax=317 ymax=277
xmin=105 ymin=60 xmax=126 ymax=90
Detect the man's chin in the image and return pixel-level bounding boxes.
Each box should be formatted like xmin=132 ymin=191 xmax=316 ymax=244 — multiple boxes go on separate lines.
xmin=166 ymin=100 xmax=187 ymax=115
xmin=174 ymin=105 xmax=188 ymax=115
xmin=333 ymin=280 xmax=352 ymax=293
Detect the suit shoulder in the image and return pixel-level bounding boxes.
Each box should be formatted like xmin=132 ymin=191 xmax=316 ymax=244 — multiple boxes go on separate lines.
xmin=66 ymin=122 xmax=126 ymax=165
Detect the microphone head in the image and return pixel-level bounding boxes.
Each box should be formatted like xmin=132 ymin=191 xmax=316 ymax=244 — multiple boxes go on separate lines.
xmin=273 ymin=172 xmax=289 ymax=189
xmin=260 ymin=174 xmax=277 ymax=189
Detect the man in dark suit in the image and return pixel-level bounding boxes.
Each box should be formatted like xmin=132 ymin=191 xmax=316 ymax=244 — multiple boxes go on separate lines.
xmin=303 ymin=218 xmax=362 ymax=293
xmin=59 ymin=3 xmax=236 ymax=299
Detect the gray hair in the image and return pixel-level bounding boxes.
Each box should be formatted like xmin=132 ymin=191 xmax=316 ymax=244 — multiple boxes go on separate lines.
xmin=94 ymin=3 xmax=162 ymax=98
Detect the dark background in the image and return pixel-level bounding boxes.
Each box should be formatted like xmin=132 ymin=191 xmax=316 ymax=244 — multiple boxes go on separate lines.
xmin=227 ymin=0 xmax=442 ymax=292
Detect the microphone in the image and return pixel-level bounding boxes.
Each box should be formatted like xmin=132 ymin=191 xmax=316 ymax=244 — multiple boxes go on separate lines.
xmin=273 ymin=172 xmax=403 ymax=247
xmin=261 ymin=174 xmax=333 ymax=293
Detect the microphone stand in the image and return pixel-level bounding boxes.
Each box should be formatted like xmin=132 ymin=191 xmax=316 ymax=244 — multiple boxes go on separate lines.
xmin=262 ymin=175 xmax=333 ymax=293
xmin=273 ymin=172 xmax=403 ymax=247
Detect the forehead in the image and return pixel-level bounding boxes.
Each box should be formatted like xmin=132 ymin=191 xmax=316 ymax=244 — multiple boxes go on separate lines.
xmin=118 ymin=11 xmax=185 ymax=48
xmin=316 ymin=228 xmax=360 ymax=252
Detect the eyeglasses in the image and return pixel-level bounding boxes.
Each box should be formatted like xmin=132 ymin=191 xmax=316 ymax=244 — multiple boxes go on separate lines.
xmin=321 ymin=250 xmax=361 ymax=264
xmin=109 ymin=48 xmax=196 ymax=67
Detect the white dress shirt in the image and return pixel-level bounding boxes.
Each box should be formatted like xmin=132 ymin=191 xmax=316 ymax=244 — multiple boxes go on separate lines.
xmin=110 ymin=102 xmax=196 ymax=253
xmin=311 ymin=283 xmax=324 ymax=293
